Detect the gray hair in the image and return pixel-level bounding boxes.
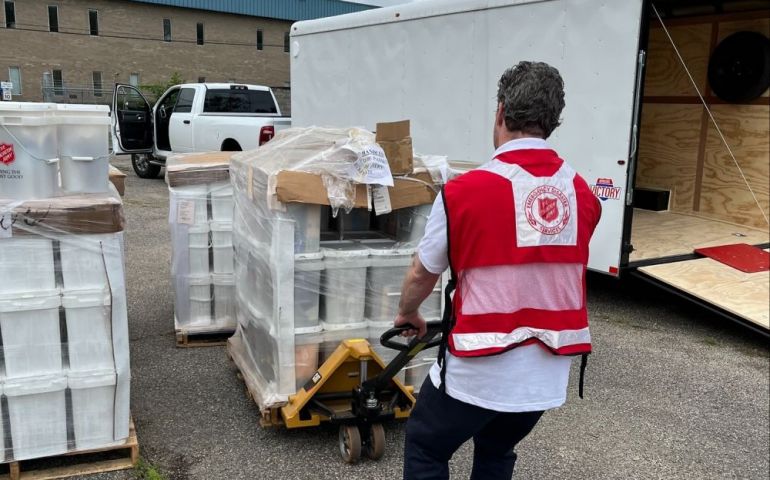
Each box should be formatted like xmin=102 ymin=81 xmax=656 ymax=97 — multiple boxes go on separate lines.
xmin=496 ymin=61 xmax=565 ymax=138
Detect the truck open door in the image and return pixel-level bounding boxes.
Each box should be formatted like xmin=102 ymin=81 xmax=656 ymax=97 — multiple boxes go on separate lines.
xmin=111 ymin=83 xmax=153 ymax=154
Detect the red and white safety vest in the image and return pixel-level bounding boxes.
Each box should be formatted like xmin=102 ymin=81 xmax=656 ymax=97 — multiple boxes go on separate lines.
xmin=441 ymin=147 xmax=602 ymax=361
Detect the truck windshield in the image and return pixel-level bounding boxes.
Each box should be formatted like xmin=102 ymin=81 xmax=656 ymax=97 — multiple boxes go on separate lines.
xmin=203 ymin=89 xmax=278 ymax=114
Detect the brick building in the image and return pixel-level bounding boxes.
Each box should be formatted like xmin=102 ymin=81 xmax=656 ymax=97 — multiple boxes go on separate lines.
xmin=0 ymin=0 xmax=373 ymax=113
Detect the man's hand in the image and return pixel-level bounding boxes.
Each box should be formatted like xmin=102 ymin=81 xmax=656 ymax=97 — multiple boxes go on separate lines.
xmin=394 ymin=311 xmax=427 ymax=338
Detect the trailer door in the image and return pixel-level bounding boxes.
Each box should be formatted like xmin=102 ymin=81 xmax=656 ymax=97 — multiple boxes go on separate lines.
xmin=291 ymin=0 xmax=646 ymax=275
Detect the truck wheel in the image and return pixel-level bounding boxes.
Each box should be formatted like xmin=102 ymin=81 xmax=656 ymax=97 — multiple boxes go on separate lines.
xmin=132 ymin=153 xmax=161 ymax=179
xmin=221 ymin=139 xmax=242 ymax=151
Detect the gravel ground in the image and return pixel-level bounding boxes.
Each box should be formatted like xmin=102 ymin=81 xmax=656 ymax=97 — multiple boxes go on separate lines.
xmin=79 ymin=156 xmax=768 ymax=479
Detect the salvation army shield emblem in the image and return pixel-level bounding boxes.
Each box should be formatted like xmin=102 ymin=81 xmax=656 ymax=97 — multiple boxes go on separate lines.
xmin=0 ymin=143 xmax=15 ymax=165
xmin=525 ymin=185 xmax=570 ymax=235
xmin=538 ymin=197 xmax=559 ymax=222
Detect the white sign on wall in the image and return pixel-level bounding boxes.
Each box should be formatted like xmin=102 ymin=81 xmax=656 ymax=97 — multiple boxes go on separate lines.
xmin=2 ymin=90 xmax=12 ymax=101
xmin=0 ymin=82 xmax=12 ymax=89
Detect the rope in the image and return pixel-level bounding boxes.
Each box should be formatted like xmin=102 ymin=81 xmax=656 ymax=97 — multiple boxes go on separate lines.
xmin=652 ymin=4 xmax=769 ymax=225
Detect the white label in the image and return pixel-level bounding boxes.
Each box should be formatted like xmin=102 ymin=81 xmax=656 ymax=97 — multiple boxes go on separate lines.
xmin=0 ymin=82 xmax=12 ymax=89
xmin=0 ymin=213 xmax=12 ymax=238
xmin=177 ymin=200 xmax=195 ymax=225
xmin=1 ymin=90 xmax=11 ymax=101
xmin=345 ymin=144 xmax=394 ymax=187
xmin=372 ymin=185 xmax=392 ymax=216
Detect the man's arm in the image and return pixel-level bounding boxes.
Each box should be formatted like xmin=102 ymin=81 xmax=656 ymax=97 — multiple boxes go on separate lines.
xmin=394 ymin=256 xmax=440 ymax=338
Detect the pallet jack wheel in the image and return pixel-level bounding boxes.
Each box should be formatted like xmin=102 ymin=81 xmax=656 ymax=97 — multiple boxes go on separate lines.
xmin=339 ymin=425 xmax=362 ymax=463
xmin=364 ymin=423 xmax=386 ymax=460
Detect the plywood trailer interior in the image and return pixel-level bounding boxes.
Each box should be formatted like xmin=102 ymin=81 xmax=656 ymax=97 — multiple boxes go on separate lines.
xmin=630 ymin=8 xmax=769 ymax=331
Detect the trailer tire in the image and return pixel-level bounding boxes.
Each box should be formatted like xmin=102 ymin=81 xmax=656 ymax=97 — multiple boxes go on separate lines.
xmin=708 ymin=31 xmax=770 ymax=103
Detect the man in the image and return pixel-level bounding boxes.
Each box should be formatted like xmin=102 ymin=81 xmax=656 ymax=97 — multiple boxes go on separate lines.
xmin=394 ymin=61 xmax=602 ymax=480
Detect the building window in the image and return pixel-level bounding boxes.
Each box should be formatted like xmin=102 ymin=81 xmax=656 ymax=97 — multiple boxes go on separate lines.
xmin=4 ymin=1 xmax=15 ymax=29
xmin=8 ymin=66 xmax=21 ymax=95
xmin=129 ymin=73 xmax=139 ymax=87
xmin=92 ymin=71 xmax=102 ymax=97
xmin=284 ymin=32 xmax=290 ymax=53
xmin=163 ymin=18 xmax=171 ymax=41
xmin=88 ymin=9 xmax=98 ymax=35
xmin=197 ymin=76 xmax=205 ymax=83
xmin=52 ymin=69 xmax=63 ymax=95
xmin=48 ymin=5 xmax=58 ymax=32
xmin=196 ymin=23 xmax=204 ymax=45
xmin=256 ymin=29 xmax=263 ymax=50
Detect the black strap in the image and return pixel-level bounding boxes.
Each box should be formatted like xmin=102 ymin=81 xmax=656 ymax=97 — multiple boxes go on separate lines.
xmin=437 ymin=187 xmax=457 ymax=393
xmin=578 ymin=353 xmax=588 ymax=399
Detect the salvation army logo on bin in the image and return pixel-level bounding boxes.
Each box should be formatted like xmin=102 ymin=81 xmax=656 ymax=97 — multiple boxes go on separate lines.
xmin=590 ymin=178 xmax=622 ymax=201
xmin=0 ymin=143 xmax=15 ymax=165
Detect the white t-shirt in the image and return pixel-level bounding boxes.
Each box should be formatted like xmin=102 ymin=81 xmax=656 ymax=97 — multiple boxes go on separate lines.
xmin=419 ymin=137 xmax=573 ymax=413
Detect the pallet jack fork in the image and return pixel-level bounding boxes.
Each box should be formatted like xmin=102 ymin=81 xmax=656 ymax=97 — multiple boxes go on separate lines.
xmin=279 ymin=321 xmax=443 ymax=463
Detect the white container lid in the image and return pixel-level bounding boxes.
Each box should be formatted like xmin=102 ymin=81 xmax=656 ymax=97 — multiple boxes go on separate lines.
xmin=368 ymin=245 xmax=416 ymax=257
xmin=0 ymin=102 xmax=56 ymax=113
xmin=0 ymin=293 xmax=61 ymax=313
xmin=188 ymin=275 xmax=211 ymax=286
xmin=211 ymin=273 xmax=234 ymax=285
xmin=295 ymin=324 xmax=324 ymax=335
xmin=295 ymin=252 xmax=323 ymax=261
xmin=188 ymin=224 xmax=210 ymax=234
xmin=321 ymin=320 xmax=369 ymax=331
xmin=174 ymin=185 xmax=209 ymax=196
xmin=62 ymin=289 xmax=110 ymax=309
xmin=4 ymin=374 xmax=67 ymax=397
xmin=54 ymin=104 xmax=110 ymax=113
xmin=67 ymin=369 xmax=117 ymax=389
xmin=210 ymin=184 xmax=233 ymax=197
xmin=209 ymin=221 xmax=233 ymax=232
xmin=322 ymin=243 xmax=370 ymax=258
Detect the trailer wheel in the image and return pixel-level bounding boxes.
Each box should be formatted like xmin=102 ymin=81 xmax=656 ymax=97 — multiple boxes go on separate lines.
xmin=364 ymin=423 xmax=386 ymax=460
xmin=339 ymin=425 xmax=362 ymax=463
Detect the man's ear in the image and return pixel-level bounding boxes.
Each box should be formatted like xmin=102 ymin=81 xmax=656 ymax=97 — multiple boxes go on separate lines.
xmin=496 ymin=103 xmax=505 ymax=127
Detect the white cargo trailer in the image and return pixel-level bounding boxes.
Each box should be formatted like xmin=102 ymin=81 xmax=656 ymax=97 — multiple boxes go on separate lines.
xmin=289 ymin=0 xmax=770 ymax=335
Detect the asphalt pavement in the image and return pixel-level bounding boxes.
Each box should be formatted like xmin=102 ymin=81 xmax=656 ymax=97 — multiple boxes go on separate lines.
xmin=83 ymin=156 xmax=768 ymax=480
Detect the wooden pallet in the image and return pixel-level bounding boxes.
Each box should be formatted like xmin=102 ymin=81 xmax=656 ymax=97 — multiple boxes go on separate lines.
xmin=226 ymin=335 xmax=285 ymax=427
xmin=176 ymin=328 xmax=235 ymax=348
xmin=0 ymin=419 xmax=138 ymax=480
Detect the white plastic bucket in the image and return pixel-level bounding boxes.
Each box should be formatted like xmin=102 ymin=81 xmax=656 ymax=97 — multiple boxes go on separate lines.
xmin=321 ymin=242 xmax=369 ymax=326
xmin=68 ymin=370 xmax=119 ymax=450
xmin=55 ymin=104 xmax=110 ymax=194
xmin=59 ymin=234 xmax=120 ymax=291
xmin=212 ymin=273 xmax=235 ymax=327
xmin=367 ymin=320 xmax=407 ymax=384
xmin=63 ymin=289 xmax=114 ymax=373
xmin=0 ymin=382 xmax=4 ymax=462
xmin=188 ymin=275 xmax=212 ymax=325
xmin=0 ymin=237 xmax=56 ymax=295
xmin=211 ymin=221 xmax=233 ymax=275
xmin=0 ymin=293 xmax=63 ymax=378
xmin=287 ymin=203 xmax=321 ymax=253
xmin=294 ymin=252 xmax=324 ymax=333
xmin=210 ymin=183 xmax=234 ymax=221
xmin=174 ymin=184 xmax=209 ymax=224
xmin=4 ymin=374 xmax=68 ymax=461
xmin=365 ymin=246 xmax=414 ymax=323
xmin=0 ymin=102 xmax=59 ymax=200
xmin=187 ymin=224 xmax=210 ymax=275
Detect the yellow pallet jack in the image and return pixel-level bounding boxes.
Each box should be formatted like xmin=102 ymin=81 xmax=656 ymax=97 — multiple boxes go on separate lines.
xmin=279 ymin=321 xmax=442 ymax=463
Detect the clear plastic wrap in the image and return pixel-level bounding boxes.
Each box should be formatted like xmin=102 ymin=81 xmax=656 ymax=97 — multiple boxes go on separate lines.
xmin=0 ymin=188 xmax=131 ymax=462
xmin=229 ymin=127 xmax=447 ymax=410
xmin=167 ymin=153 xmax=237 ymax=334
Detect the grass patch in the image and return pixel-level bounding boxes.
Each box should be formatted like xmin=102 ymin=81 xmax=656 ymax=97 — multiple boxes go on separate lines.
xmin=134 ymin=458 xmax=167 ymax=480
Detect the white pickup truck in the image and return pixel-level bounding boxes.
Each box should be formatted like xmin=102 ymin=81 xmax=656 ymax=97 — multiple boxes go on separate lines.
xmin=111 ymin=83 xmax=291 ymax=178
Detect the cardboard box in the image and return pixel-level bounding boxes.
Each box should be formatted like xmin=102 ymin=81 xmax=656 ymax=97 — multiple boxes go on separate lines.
xmin=109 ymin=165 xmax=127 ymax=196
xmin=165 ymin=151 xmax=234 ymax=187
xmin=376 ymin=120 xmax=413 ymax=176
xmin=274 ymin=170 xmax=437 ymax=211
xmin=1 ymin=194 xmax=125 ymax=235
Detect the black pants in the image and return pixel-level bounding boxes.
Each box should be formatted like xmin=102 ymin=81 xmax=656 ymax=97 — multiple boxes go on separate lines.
xmin=403 ymin=377 xmax=544 ymax=480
